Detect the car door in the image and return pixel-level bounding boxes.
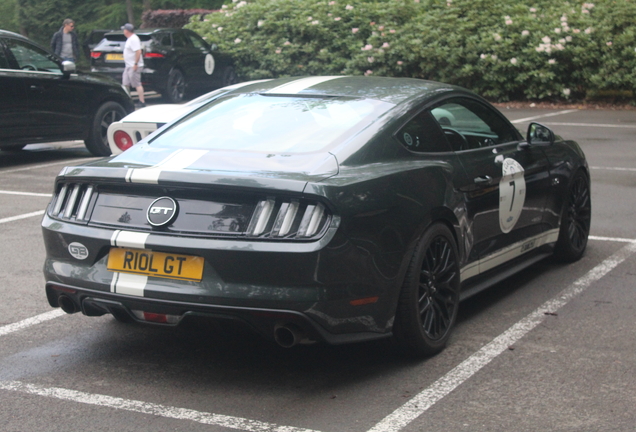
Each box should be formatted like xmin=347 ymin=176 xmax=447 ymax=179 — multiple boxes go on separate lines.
xmin=4 ymin=37 xmax=88 ymax=139
xmin=173 ymin=30 xmax=209 ymax=89
xmin=429 ymin=97 xmax=552 ymax=271
xmin=0 ymin=37 xmax=30 ymax=144
xmin=183 ymin=30 xmax=216 ymax=88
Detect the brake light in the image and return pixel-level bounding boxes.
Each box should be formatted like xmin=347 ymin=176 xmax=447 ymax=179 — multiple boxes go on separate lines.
xmin=113 ymin=130 xmax=133 ymax=151
xmin=144 ymin=52 xmax=165 ymax=58
xmin=90 ymin=52 xmax=102 ymax=59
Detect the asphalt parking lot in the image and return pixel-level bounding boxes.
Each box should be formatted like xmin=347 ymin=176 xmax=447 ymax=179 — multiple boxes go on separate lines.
xmin=1 ymin=107 xmax=635 ymax=431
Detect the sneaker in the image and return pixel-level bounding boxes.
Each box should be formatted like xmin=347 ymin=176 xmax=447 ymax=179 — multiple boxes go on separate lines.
xmin=135 ymin=102 xmax=146 ymax=108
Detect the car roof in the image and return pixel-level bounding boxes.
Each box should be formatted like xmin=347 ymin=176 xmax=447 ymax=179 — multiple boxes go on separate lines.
xmin=0 ymin=29 xmax=30 ymax=41
xmin=220 ymin=76 xmax=462 ymax=105
xmin=104 ymin=28 xmax=185 ymax=36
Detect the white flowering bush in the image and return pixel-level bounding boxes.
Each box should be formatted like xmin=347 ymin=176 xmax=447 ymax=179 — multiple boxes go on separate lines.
xmin=187 ymin=0 xmax=636 ymax=101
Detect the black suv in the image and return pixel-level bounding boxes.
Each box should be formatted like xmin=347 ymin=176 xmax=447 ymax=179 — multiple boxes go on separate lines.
xmin=90 ymin=28 xmax=237 ymax=103
xmin=0 ymin=30 xmax=135 ymax=156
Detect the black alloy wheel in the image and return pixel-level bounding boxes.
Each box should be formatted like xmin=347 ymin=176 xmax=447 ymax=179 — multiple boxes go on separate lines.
xmin=165 ymin=69 xmax=186 ymax=103
xmin=554 ymin=171 xmax=591 ymax=262
xmin=84 ymin=101 xmax=127 ymax=156
xmin=394 ymin=223 xmax=460 ymax=357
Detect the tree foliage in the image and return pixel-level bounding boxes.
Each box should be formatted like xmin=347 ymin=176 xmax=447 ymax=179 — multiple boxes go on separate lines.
xmin=188 ymin=0 xmax=636 ymax=101
xmin=11 ymin=0 xmax=225 ymax=48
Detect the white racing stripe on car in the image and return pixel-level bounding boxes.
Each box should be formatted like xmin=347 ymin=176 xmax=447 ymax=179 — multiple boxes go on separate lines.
xmin=460 ymin=229 xmax=560 ymax=282
xmin=126 ymin=149 xmax=208 ymax=184
xmin=110 ymin=272 xmax=148 ymax=296
xmin=0 ymin=380 xmax=322 ymax=432
xmin=110 ymin=230 xmax=149 ymax=248
xmin=368 ymin=240 xmax=636 ymax=432
xmin=110 ymin=230 xmax=150 ymax=296
xmin=264 ymin=76 xmax=344 ymax=94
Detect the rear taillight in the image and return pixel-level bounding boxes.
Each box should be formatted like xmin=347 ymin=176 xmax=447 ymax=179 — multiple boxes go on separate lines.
xmin=144 ymin=52 xmax=165 ymax=58
xmin=113 ymin=130 xmax=133 ymax=151
xmin=246 ymin=199 xmax=329 ymax=239
xmin=90 ymin=52 xmax=102 ymax=59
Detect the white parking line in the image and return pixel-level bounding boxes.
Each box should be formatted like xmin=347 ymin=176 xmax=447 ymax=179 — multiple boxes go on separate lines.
xmin=510 ymin=109 xmax=579 ymax=124
xmin=0 ymin=380 xmax=322 ymax=432
xmin=0 ymin=190 xmax=51 ymax=197
xmin=0 ymin=210 xmax=45 ymax=225
xmin=545 ymin=122 xmax=636 ymax=129
xmin=590 ymin=166 xmax=636 ymax=172
xmin=0 ymin=158 xmax=96 ymax=174
xmin=367 ymin=240 xmax=636 ymax=432
xmin=0 ymin=310 xmax=65 ymax=337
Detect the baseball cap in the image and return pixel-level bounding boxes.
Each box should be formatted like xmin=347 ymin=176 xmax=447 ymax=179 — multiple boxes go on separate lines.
xmin=121 ymin=23 xmax=134 ymax=31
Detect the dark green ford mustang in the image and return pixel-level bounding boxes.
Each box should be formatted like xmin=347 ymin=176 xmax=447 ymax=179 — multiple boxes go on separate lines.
xmin=42 ymin=76 xmax=590 ymax=356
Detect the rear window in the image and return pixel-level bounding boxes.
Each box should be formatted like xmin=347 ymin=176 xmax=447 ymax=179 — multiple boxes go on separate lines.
xmin=150 ymin=94 xmax=394 ymax=153
xmin=94 ymin=34 xmax=153 ymax=51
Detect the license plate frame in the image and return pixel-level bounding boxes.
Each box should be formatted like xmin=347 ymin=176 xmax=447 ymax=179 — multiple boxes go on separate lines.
xmin=105 ymin=53 xmax=124 ymax=61
xmin=107 ymin=248 xmax=204 ymax=282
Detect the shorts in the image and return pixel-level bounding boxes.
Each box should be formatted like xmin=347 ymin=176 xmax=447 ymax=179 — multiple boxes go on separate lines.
xmin=122 ymin=66 xmax=143 ymax=88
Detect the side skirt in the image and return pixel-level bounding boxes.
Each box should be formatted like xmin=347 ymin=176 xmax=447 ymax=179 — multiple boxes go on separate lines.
xmin=459 ymin=245 xmax=553 ymax=301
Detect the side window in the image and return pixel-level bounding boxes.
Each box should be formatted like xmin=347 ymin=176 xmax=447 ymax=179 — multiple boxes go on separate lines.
xmin=5 ymin=38 xmax=61 ymax=73
xmin=396 ymin=111 xmax=452 ymax=153
xmin=155 ymin=33 xmax=172 ymax=47
xmin=0 ymin=43 xmax=10 ymax=68
xmin=185 ymin=32 xmax=208 ymax=50
xmin=172 ymin=32 xmax=189 ymax=48
xmin=158 ymin=34 xmax=172 ymax=47
xmin=430 ymin=98 xmax=519 ymax=150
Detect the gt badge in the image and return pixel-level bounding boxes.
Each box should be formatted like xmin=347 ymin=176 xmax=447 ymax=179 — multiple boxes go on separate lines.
xmin=68 ymin=242 xmax=89 ymax=260
xmin=147 ymin=197 xmax=178 ymax=227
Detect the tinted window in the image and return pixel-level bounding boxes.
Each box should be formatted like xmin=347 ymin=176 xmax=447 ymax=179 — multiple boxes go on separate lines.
xmin=151 ymin=94 xmax=394 ymax=153
xmin=430 ymin=98 xmax=519 ymax=150
xmin=396 ymin=111 xmax=451 ymax=153
xmin=172 ymin=32 xmax=189 ymax=48
xmin=186 ymin=32 xmax=208 ymax=50
xmin=156 ymin=33 xmax=172 ymax=47
xmin=5 ymin=39 xmax=60 ymax=73
xmin=0 ymin=43 xmax=10 ymax=68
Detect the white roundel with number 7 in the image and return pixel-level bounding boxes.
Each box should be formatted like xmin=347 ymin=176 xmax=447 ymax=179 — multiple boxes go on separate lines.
xmin=499 ymin=158 xmax=526 ymax=233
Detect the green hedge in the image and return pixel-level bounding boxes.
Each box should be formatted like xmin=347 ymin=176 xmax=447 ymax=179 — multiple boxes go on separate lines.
xmin=187 ymin=0 xmax=636 ymax=101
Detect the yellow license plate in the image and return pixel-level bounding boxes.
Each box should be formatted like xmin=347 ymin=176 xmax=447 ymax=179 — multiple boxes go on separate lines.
xmin=105 ymin=53 xmax=124 ymax=61
xmin=107 ymin=248 xmax=204 ymax=281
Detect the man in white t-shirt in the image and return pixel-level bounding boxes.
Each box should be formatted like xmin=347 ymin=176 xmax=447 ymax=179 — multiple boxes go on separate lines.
xmin=121 ymin=23 xmax=146 ymax=107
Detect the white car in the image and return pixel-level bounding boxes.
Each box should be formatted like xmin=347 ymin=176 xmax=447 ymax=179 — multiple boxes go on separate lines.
xmin=107 ymin=81 xmax=267 ymax=155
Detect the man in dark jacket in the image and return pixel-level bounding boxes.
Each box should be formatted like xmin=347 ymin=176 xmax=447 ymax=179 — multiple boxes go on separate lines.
xmin=50 ymin=19 xmax=80 ymax=62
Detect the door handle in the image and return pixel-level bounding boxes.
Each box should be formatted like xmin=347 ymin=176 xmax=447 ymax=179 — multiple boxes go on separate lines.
xmin=29 ymin=85 xmax=45 ymax=92
xmin=474 ymin=176 xmax=492 ymax=185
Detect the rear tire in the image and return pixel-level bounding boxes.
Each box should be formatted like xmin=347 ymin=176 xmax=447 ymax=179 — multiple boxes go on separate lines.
xmin=393 ymin=223 xmax=460 ymax=357
xmin=164 ymin=69 xmax=186 ymax=103
xmin=553 ymin=171 xmax=591 ymax=262
xmin=84 ymin=101 xmax=127 ymax=156
xmin=221 ymin=66 xmax=238 ymax=87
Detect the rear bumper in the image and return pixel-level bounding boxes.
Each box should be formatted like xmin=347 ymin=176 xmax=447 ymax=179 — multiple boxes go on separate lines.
xmin=42 ymin=214 xmax=399 ymax=344
xmin=46 ymin=281 xmax=391 ymax=345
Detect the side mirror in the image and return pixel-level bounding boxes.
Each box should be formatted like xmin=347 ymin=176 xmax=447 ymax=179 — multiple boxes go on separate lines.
xmin=61 ymin=60 xmax=76 ymax=76
xmin=209 ymin=43 xmax=218 ymax=51
xmin=526 ymin=122 xmax=555 ymax=146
